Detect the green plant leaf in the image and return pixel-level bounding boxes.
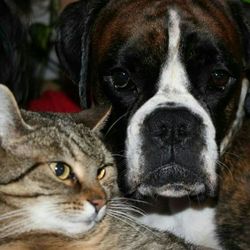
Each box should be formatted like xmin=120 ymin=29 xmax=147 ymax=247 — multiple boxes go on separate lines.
xmin=29 ymin=23 xmax=52 ymax=53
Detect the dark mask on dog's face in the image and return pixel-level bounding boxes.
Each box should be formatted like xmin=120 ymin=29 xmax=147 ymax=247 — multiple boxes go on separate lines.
xmin=56 ymin=0 xmax=250 ymax=199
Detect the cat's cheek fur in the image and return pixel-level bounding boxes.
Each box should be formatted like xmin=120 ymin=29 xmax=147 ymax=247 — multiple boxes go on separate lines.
xmin=27 ymin=200 xmax=106 ymax=236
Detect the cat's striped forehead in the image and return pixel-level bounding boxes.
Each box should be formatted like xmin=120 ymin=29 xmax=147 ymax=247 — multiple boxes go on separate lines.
xmin=1 ymin=113 xmax=113 ymax=185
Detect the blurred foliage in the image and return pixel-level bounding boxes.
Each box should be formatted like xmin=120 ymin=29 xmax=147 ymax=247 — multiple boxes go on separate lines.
xmin=28 ymin=0 xmax=60 ymax=82
xmin=10 ymin=0 xmax=60 ymax=88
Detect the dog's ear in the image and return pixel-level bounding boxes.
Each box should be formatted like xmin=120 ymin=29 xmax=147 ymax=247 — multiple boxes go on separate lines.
xmin=56 ymin=1 xmax=86 ymax=86
xmin=242 ymin=2 xmax=250 ymax=81
xmin=228 ymin=1 xmax=250 ymax=115
xmin=228 ymin=1 xmax=250 ymax=73
xmin=56 ymin=0 xmax=109 ymax=109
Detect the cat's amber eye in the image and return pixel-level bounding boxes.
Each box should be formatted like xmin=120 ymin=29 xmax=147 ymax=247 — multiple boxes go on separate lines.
xmin=49 ymin=162 xmax=71 ymax=180
xmin=97 ymin=167 xmax=106 ymax=180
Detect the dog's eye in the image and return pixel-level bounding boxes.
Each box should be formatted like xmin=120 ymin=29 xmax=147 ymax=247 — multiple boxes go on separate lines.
xmin=210 ymin=70 xmax=231 ymax=91
xmin=104 ymin=69 xmax=130 ymax=89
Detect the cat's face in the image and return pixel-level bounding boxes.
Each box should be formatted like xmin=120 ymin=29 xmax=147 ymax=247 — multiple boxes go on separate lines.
xmin=0 ymin=85 xmax=118 ymax=238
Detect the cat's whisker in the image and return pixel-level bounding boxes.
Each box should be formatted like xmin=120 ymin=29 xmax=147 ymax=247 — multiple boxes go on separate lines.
xmin=110 ymin=197 xmax=151 ymax=205
xmin=108 ymin=206 xmax=146 ymax=217
xmin=0 ymin=219 xmax=29 ymax=239
xmin=106 ymin=211 xmax=143 ymax=235
xmin=111 ymin=154 xmax=126 ymax=159
xmin=108 ymin=199 xmax=148 ymax=213
xmin=107 ymin=210 xmax=160 ymax=238
xmin=108 ymin=201 xmax=145 ymax=210
xmin=108 ymin=203 xmax=146 ymax=216
xmin=0 ymin=209 xmax=27 ymax=221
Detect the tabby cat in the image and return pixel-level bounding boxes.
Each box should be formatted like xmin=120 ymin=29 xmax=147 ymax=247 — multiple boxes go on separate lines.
xmin=0 ymin=84 xmax=204 ymax=250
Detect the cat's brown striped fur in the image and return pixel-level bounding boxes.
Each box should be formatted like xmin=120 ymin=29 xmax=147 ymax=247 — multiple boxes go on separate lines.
xmin=0 ymin=85 xmax=206 ymax=250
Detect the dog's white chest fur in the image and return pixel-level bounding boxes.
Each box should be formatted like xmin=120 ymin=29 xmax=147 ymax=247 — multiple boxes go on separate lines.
xmin=138 ymin=208 xmax=221 ymax=249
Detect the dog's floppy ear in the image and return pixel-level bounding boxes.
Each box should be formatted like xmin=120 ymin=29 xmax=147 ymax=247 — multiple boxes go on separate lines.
xmin=228 ymin=1 xmax=250 ymax=72
xmin=56 ymin=1 xmax=86 ymax=86
xmin=56 ymin=0 xmax=109 ymax=109
xmin=228 ymin=1 xmax=250 ymax=115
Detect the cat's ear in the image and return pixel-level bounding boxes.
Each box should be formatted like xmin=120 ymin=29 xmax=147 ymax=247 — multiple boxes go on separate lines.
xmin=71 ymin=105 xmax=112 ymax=132
xmin=0 ymin=84 xmax=32 ymax=145
xmin=91 ymin=106 xmax=112 ymax=133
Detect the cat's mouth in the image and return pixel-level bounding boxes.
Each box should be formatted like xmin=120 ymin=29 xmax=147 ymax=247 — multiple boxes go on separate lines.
xmin=95 ymin=205 xmax=107 ymax=222
xmin=67 ymin=205 xmax=107 ymax=224
xmin=28 ymin=201 xmax=107 ymax=237
xmin=58 ymin=205 xmax=107 ymax=237
xmin=64 ymin=206 xmax=106 ymax=225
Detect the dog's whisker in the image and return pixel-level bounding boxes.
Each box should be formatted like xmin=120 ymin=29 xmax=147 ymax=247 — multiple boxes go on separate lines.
xmin=104 ymin=113 xmax=128 ymax=137
xmin=216 ymin=160 xmax=234 ymax=179
xmin=223 ymin=151 xmax=242 ymax=159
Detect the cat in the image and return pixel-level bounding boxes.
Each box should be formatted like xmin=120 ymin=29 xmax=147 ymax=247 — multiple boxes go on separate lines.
xmin=0 ymin=85 xmax=205 ymax=250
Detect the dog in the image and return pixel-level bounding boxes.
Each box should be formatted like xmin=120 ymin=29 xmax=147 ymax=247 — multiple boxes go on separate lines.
xmin=56 ymin=0 xmax=250 ymax=248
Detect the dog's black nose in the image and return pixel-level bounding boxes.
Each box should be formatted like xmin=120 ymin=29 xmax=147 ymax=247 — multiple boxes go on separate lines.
xmin=141 ymin=107 xmax=204 ymax=184
xmin=145 ymin=108 xmax=200 ymax=145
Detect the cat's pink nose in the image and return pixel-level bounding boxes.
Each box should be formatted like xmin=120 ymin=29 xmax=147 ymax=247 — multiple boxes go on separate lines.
xmin=88 ymin=199 xmax=106 ymax=212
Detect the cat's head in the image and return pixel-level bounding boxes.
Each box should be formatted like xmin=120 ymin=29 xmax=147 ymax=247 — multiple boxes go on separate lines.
xmin=0 ymin=84 xmax=118 ymax=238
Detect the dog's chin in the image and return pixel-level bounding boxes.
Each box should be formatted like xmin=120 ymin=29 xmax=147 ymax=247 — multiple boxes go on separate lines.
xmin=129 ymin=163 xmax=217 ymax=198
xmin=127 ymin=174 xmax=217 ymax=199
xmin=138 ymin=183 xmax=208 ymax=198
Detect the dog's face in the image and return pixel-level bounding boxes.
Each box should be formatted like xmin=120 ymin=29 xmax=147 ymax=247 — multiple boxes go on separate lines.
xmin=57 ymin=0 xmax=250 ymax=198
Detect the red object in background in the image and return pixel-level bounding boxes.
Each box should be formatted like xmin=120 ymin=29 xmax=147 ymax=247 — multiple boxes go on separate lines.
xmin=27 ymin=90 xmax=81 ymax=113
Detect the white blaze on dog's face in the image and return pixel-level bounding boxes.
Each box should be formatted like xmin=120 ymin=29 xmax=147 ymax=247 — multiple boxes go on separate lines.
xmin=126 ymin=10 xmax=219 ymax=197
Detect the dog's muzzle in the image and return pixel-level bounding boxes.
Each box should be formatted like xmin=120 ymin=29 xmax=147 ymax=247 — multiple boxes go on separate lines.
xmin=126 ymin=105 xmax=218 ymax=198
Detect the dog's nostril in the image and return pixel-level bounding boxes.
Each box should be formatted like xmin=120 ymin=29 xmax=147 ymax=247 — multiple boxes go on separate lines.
xmin=144 ymin=108 xmax=201 ymax=145
xmin=152 ymin=123 xmax=190 ymax=143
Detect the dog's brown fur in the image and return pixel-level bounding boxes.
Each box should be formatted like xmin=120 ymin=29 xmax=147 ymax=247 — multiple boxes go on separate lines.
xmin=92 ymin=0 xmax=242 ymax=65
xmin=217 ymin=119 xmax=250 ymax=249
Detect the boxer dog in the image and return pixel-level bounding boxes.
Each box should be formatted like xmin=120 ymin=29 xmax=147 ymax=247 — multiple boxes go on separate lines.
xmin=56 ymin=0 xmax=250 ymax=248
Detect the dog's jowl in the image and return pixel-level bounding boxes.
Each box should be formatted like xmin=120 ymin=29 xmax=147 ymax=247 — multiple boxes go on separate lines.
xmin=57 ymin=0 xmax=250 ymax=248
